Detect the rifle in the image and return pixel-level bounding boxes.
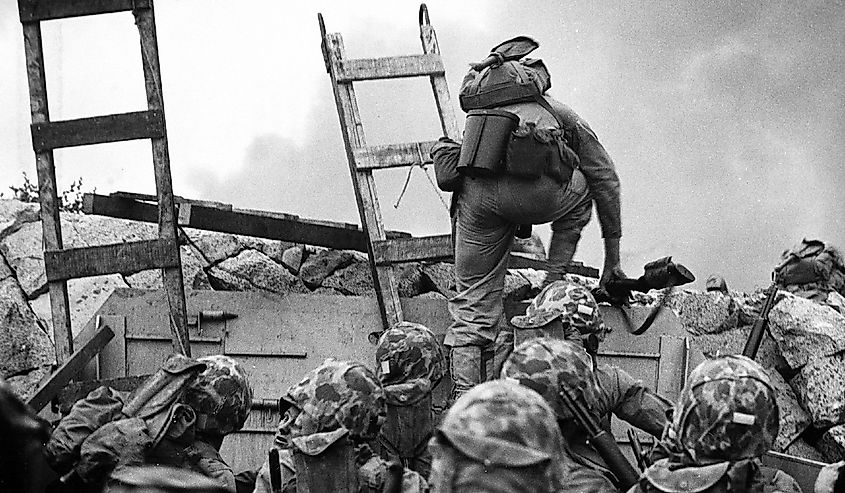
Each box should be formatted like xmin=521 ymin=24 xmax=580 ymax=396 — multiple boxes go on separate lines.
xmin=742 ymin=282 xmax=779 ymax=359
xmin=627 ymin=429 xmax=649 ymax=472
xmin=559 ymin=384 xmax=640 ymax=489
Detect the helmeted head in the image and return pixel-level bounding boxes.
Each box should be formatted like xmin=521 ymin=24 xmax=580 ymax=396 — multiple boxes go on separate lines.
xmin=501 ymin=338 xmax=600 ymax=421
xmin=280 ymin=359 xmax=386 ymax=453
xmin=670 ymin=355 xmax=779 ymax=464
xmin=375 ymin=321 xmax=445 ymax=406
xmin=180 ymin=355 xmax=253 ymax=436
xmin=511 ymin=280 xmax=608 ymax=342
xmin=429 ymin=380 xmax=566 ymax=493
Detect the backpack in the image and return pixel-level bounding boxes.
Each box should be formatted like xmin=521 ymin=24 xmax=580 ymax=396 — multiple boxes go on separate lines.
xmin=775 ymin=239 xmax=845 ymax=300
xmin=458 ymin=49 xmax=579 ymax=182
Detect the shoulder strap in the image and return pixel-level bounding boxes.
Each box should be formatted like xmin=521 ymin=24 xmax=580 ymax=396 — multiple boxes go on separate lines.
xmin=533 ymin=94 xmax=567 ymax=129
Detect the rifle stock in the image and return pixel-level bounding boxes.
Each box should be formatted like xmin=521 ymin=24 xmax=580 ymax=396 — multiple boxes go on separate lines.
xmin=742 ymin=283 xmax=779 ymax=359
xmin=559 ymin=385 xmax=640 ymax=489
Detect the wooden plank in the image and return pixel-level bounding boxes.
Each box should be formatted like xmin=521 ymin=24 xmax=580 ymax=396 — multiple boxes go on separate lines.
xmin=372 ymin=235 xmax=600 ymax=278
xmin=336 ymin=54 xmax=444 ymax=82
xmin=30 ymin=110 xmax=164 ymax=152
xmin=43 ymin=238 xmax=180 ymax=281
xmin=111 ymin=191 xmax=234 ymax=211
xmin=134 ymin=4 xmax=190 ymax=357
xmin=323 ymin=28 xmax=404 ymax=329
xmin=353 ymin=141 xmax=437 ymax=170
xmin=372 ymin=234 xmax=452 ymax=265
xmin=21 ymin=21 xmax=74 ymax=364
xmin=18 ymin=0 xmax=150 ymax=22
xmin=27 ymin=324 xmax=115 ymax=412
xmin=656 ymin=335 xmax=687 ymax=403
xmin=84 ymin=193 xmax=412 ymax=250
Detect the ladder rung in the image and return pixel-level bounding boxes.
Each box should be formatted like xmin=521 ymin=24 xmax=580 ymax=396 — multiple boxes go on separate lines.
xmin=19 ymin=0 xmax=150 ymax=23
xmin=354 ymin=141 xmax=437 ymax=170
xmin=372 ymin=235 xmax=452 ymax=265
xmin=337 ymin=54 xmax=444 ymax=82
xmin=31 ymin=110 xmax=165 ymax=152
xmin=44 ymin=238 xmax=180 ymax=282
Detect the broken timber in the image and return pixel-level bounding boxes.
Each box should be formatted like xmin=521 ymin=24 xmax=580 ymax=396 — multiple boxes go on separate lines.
xmin=27 ymin=322 xmax=115 ymax=412
xmin=85 ymin=193 xmax=597 ymax=276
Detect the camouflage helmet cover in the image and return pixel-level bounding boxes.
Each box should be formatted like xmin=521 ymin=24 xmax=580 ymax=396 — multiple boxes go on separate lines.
xmin=375 ymin=321 xmax=445 ymax=405
xmin=510 ymin=280 xmax=607 ymax=336
xmin=180 ymin=355 xmax=253 ymax=435
xmin=438 ymin=380 xmax=566 ymax=468
xmin=282 ymin=358 xmax=386 ymax=453
xmin=501 ymin=338 xmax=600 ymax=421
xmin=672 ymin=355 xmax=779 ymax=463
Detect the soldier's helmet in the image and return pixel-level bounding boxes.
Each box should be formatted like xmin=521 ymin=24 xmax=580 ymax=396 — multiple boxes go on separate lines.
xmin=671 ymin=355 xmax=779 ymax=463
xmin=501 ymin=338 xmax=600 ymax=421
xmin=180 ymin=355 xmax=253 ymax=436
xmin=282 ymin=358 xmax=386 ymax=441
xmin=510 ymin=280 xmax=607 ymax=337
xmin=430 ymin=380 xmax=565 ymax=491
xmin=375 ymin=321 xmax=445 ymax=405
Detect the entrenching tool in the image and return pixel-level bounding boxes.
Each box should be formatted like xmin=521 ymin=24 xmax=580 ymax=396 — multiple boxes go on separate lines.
xmin=594 ymin=256 xmax=695 ymax=335
xmin=468 ymin=36 xmax=539 ymax=71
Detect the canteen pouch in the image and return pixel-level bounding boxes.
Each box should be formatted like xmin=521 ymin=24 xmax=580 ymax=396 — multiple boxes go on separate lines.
xmin=506 ymin=123 xmax=578 ymax=182
xmin=458 ymin=109 xmax=520 ymax=176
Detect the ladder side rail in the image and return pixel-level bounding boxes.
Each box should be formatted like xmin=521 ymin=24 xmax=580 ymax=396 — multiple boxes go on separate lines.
xmin=21 ymin=19 xmax=74 ymax=363
xmin=134 ymin=3 xmax=191 ymax=356
xmin=419 ymin=7 xmax=460 ymax=141
xmin=321 ymin=21 xmax=403 ymax=329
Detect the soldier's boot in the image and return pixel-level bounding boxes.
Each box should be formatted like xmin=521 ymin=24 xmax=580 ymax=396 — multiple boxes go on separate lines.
xmin=448 ymin=346 xmax=482 ymax=405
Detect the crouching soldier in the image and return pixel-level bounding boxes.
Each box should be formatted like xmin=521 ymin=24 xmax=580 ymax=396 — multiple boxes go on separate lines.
xmin=511 ymin=280 xmax=673 ymax=442
xmin=502 ymin=338 xmax=625 ymax=492
xmin=44 ymin=354 xmax=252 ymax=493
xmin=375 ymin=321 xmax=445 ymax=478
xmin=428 ymin=379 xmax=579 ymax=493
xmin=631 ymin=355 xmax=801 ymax=493
xmin=253 ymin=358 xmax=427 ymax=493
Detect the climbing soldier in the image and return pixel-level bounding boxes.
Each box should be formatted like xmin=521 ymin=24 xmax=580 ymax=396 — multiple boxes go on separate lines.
xmin=431 ymin=36 xmax=625 ymax=403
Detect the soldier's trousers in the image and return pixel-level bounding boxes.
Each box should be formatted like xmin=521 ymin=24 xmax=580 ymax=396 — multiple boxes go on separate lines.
xmin=446 ymin=170 xmax=592 ymax=397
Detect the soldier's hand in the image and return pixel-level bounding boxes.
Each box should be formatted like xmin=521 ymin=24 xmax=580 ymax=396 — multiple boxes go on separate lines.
xmin=600 ymin=264 xmax=626 ymax=289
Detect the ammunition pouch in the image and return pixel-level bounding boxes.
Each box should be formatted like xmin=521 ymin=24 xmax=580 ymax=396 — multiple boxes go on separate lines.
xmin=506 ymin=123 xmax=578 ymax=182
xmin=458 ymin=109 xmax=519 ymax=177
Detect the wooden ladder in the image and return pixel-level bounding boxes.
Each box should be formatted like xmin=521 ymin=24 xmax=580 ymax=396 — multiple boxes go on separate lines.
xmin=318 ymin=4 xmax=460 ymax=330
xmin=18 ymin=0 xmax=191 ymax=362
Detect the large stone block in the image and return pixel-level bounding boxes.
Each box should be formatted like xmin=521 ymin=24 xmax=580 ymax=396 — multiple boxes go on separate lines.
xmin=0 ymin=258 xmax=55 ymax=377
xmin=0 ymin=200 xmax=39 ymax=241
xmin=690 ymin=326 xmax=783 ymax=370
xmin=420 ymin=262 xmax=455 ymax=298
xmin=207 ymin=249 xmax=307 ymax=294
xmin=184 ymin=230 xmax=245 ymax=265
xmin=769 ymin=294 xmax=845 ymax=369
xmin=280 ymin=245 xmax=306 ymax=274
xmin=299 ymin=250 xmax=355 ymax=290
xmin=790 ymin=352 xmax=845 ymax=428
xmin=666 ymin=290 xmax=735 ymax=335
xmin=784 ymin=437 xmax=828 ymax=463
xmin=818 ymin=424 xmax=845 ymax=462
xmin=29 ymin=273 xmax=130 ymax=339
xmin=764 ymin=368 xmax=810 ymax=451
xmin=0 ymin=214 xmax=157 ymax=298
xmin=322 ymin=261 xmax=425 ymax=298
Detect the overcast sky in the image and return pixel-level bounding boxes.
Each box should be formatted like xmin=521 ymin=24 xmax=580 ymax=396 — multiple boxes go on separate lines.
xmin=1 ymin=0 xmax=843 ymax=291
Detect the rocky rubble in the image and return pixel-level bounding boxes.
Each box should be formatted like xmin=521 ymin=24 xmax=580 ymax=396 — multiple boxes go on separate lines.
xmin=3 ymin=199 xmax=845 ymax=463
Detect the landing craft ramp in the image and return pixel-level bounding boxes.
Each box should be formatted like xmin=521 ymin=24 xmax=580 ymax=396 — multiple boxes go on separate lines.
xmin=60 ymin=288 xmax=824 ymax=491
